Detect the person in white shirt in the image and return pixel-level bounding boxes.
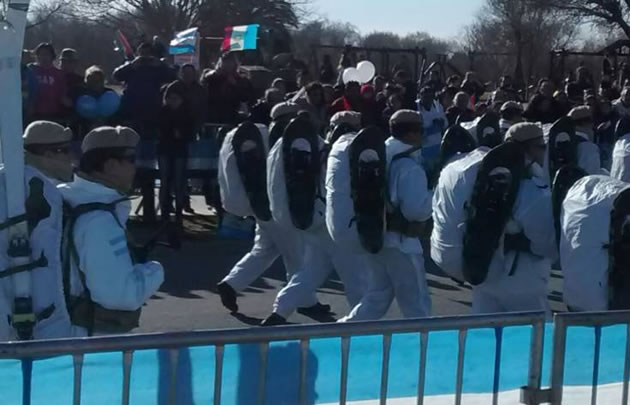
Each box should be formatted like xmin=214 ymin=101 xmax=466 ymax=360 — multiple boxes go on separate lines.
xmin=568 ymin=106 xmax=602 ymax=175
xmin=432 ymin=123 xmax=556 ymax=315
xmin=340 ymin=110 xmax=433 ymax=321
xmin=417 ymin=86 xmax=447 ymax=178
xmin=612 ymin=87 xmax=630 ymax=119
xmin=0 ymin=121 xmax=74 ymax=341
xmin=499 ymin=101 xmax=523 ymax=138
xmin=58 ymin=126 xmax=164 ymax=336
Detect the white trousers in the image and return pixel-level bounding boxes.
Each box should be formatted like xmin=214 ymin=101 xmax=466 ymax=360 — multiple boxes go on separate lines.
xmin=221 ymin=220 xmax=316 ymax=306
xmin=273 ymin=230 xmax=368 ymax=318
xmin=472 ymin=284 xmax=551 ymax=315
xmin=340 ymin=248 xmax=431 ymax=322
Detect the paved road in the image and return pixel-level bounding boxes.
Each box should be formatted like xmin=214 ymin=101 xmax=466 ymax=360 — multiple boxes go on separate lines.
xmin=131 ymin=198 xmax=565 ymax=334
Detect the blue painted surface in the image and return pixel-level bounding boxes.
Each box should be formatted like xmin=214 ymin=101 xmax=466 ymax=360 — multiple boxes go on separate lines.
xmin=0 ymin=324 xmax=628 ymax=404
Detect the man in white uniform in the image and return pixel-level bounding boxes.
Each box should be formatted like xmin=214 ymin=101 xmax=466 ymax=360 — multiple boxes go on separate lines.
xmin=0 ymin=121 xmax=74 ymax=340
xmin=611 ymin=118 xmax=630 ymax=182
xmin=499 ymin=101 xmax=523 ymax=138
xmin=261 ymin=112 xmax=367 ymax=326
xmin=568 ymin=106 xmax=602 ymax=175
xmin=216 ymin=119 xmax=322 ymax=314
xmin=432 ymin=123 xmax=556 ymax=314
xmin=340 ymin=110 xmax=433 ymax=321
xmin=59 ymin=126 xmax=164 ymax=336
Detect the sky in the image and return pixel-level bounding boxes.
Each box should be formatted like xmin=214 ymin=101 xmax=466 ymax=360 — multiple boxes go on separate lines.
xmin=309 ymin=0 xmax=485 ymax=40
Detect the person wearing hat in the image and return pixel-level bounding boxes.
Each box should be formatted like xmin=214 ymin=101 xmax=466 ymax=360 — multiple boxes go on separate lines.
xmin=0 ymin=121 xmax=75 ymax=340
xmin=499 ymin=101 xmax=524 ymax=137
xmin=261 ymin=113 xmax=368 ymax=326
xmin=29 ymin=43 xmax=68 ymax=124
xmin=432 ymin=123 xmax=556 ymax=315
xmin=568 ymin=105 xmax=602 ymax=175
xmin=340 ymin=110 xmax=433 ymax=321
xmin=58 ymin=126 xmax=164 ymax=336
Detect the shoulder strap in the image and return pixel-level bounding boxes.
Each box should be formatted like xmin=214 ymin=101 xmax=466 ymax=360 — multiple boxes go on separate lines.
xmin=62 ymin=198 xmax=129 ymax=304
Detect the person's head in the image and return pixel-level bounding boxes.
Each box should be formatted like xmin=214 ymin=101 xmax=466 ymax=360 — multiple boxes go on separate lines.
xmin=500 ymin=75 xmax=512 ymax=88
xmin=576 ymin=66 xmax=589 ymax=82
xmin=345 ymin=81 xmax=361 ymax=100
xmin=568 ymin=106 xmax=594 ymax=133
xmin=373 ymin=75 xmax=386 ymax=93
xmin=554 ymin=90 xmax=568 ymax=104
xmin=500 ymin=101 xmax=523 ymax=123
xmin=454 ymin=91 xmax=470 ymax=110
xmin=475 ymin=102 xmax=489 ymax=116
xmin=271 ymin=78 xmax=287 ymax=96
xmin=322 ymin=84 xmax=335 ymax=105
xmin=389 ymin=110 xmax=423 ymax=146
xmin=622 ymin=87 xmax=630 ymax=105
xmin=297 ymin=70 xmax=312 ymax=89
xmin=218 ymin=51 xmax=238 ymax=74
xmin=584 ymin=91 xmax=598 ymax=108
xmin=270 ymin=102 xmax=299 ymax=123
xmin=265 ymin=88 xmax=284 ymax=107
xmin=163 ymin=81 xmax=185 ymax=109
xmin=361 ymin=84 xmax=375 ymax=101
xmin=419 ymin=86 xmax=435 ymax=107
xmin=84 ymin=65 xmax=106 ymax=92
xmin=34 ymin=43 xmax=56 ymax=67
xmin=387 ymin=94 xmax=403 ymax=111
xmin=79 ymin=126 xmax=139 ymax=193
xmin=505 ymin=123 xmax=546 ymax=166
xmin=538 ymin=79 xmax=554 ymax=98
xmin=305 ymin=81 xmax=325 ymax=106
xmin=59 ymin=48 xmax=78 ymax=73
xmin=393 ymin=70 xmax=408 ymax=85
xmin=180 ymin=64 xmax=198 ymax=85
xmin=136 ymin=42 xmax=154 ymax=58
xmin=447 ymin=75 xmax=461 ymax=88
xmin=23 ymin=121 xmax=74 ymax=182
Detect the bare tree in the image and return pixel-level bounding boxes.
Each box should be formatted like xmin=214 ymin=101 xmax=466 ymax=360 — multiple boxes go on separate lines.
xmin=466 ymin=0 xmax=577 ymax=87
xmin=536 ymin=0 xmax=630 ymax=39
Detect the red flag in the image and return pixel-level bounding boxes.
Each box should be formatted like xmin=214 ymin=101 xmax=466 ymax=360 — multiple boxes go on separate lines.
xmin=116 ymin=30 xmax=134 ymax=59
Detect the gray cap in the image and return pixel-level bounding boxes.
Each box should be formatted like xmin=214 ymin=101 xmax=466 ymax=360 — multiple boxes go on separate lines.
xmin=82 ymin=126 xmax=139 ymax=153
xmin=23 ymin=121 xmax=72 ymax=146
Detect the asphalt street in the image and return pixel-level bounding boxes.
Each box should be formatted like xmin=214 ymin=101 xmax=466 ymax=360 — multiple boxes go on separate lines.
xmin=132 ymin=197 xmax=565 ymax=334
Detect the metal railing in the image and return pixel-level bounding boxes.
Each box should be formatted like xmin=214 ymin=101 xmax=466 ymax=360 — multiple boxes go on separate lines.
xmin=548 ymin=310 xmax=630 ymax=405
xmin=0 ymin=312 xmax=546 ymax=405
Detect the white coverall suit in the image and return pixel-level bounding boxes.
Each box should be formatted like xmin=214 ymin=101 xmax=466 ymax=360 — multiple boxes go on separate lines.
xmin=217 ymin=125 xmax=313 ymax=302
xmin=0 ymin=166 xmax=73 ymax=341
xmin=611 ymin=133 xmax=630 ymax=182
xmin=58 ymin=176 xmax=164 ymax=336
xmin=341 ymin=137 xmax=433 ymax=321
xmin=268 ymin=136 xmax=367 ymax=318
xmin=432 ymin=149 xmax=557 ymax=315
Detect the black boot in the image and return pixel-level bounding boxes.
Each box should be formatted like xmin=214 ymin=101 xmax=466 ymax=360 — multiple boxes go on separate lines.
xmin=216 ymin=282 xmax=238 ymax=313
xmin=297 ymin=302 xmax=332 ymax=316
xmin=260 ymin=313 xmax=287 ymax=327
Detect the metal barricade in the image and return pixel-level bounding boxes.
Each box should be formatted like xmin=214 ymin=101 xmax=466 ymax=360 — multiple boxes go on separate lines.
xmin=547 ymin=310 xmax=630 ymax=405
xmin=0 ymin=312 xmax=546 ymax=405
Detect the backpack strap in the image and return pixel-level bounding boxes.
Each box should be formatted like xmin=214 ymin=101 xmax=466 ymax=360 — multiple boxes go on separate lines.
xmin=62 ymin=198 xmax=129 ymax=335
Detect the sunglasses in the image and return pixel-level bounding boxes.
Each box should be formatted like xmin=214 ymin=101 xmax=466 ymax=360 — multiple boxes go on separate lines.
xmin=116 ymin=152 xmax=136 ymax=164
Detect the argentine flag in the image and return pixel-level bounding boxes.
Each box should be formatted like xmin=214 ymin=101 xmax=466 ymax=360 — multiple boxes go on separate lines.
xmin=221 ymin=24 xmax=259 ymax=53
xmin=169 ymin=27 xmax=198 ymax=55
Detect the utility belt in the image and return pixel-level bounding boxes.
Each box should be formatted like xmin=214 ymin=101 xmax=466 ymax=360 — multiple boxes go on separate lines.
xmin=503 ymin=232 xmax=532 ymax=254
xmin=386 ymin=210 xmax=431 ymax=239
xmin=67 ymin=295 xmax=141 ymax=334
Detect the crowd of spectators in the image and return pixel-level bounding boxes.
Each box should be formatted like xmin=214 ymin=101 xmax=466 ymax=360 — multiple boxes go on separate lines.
xmin=21 ymin=40 xmax=630 ymax=223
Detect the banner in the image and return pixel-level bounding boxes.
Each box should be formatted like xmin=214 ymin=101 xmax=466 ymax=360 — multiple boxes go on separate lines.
xmin=169 ymin=27 xmax=198 ymax=55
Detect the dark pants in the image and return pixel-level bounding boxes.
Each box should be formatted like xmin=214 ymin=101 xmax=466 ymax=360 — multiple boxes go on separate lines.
xmin=158 ymin=155 xmax=187 ymax=220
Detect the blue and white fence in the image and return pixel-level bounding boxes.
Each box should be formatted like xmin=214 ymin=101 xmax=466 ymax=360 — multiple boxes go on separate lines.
xmin=1 ymin=311 xmax=630 ymax=404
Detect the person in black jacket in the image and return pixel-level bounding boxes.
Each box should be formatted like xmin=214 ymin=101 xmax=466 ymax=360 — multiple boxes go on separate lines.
xmin=157 ymin=81 xmax=194 ymax=224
